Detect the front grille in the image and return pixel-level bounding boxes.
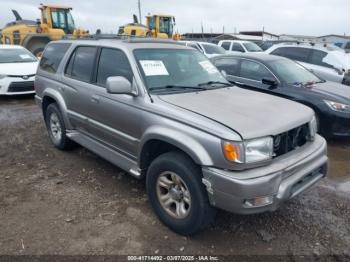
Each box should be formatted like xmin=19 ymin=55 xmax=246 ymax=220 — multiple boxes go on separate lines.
xmin=273 ymin=123 xmax=310 ymax=157
xmin=8 ymin=81 xmax=35 ymax=93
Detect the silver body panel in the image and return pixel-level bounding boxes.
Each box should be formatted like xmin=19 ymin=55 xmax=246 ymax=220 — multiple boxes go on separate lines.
xmin=35 ymin=39 xmax=328 ymax=214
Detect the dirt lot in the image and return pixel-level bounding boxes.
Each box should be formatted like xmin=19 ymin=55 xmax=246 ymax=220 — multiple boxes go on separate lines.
xmin=0 ymin=95 xmax=350 ymax=258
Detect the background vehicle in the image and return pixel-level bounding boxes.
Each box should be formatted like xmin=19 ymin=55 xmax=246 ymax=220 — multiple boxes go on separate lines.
xmin=35 ymin=39 xmax=327 ymax=235
xmin=180 ymin=41 xmax=226 ymax=58
xmin=341 ymin=41 xmax=350 ymax=53
xmin=257 ymin=40 xmax=299 ymax=51
xmin=218 ymin=40 xmax=263 ymax=54
xmin=266 ymin=43 xmax=350 ymax=86
xmin=0 ymin=45 xmax=38 ymax=95
xmin=211 ymin=53 xmax=350 ymax=138
xmin=1 ymin=4 xmax=88 ymax=56
xmin=119 ymin=14 xmax=181 ymax=40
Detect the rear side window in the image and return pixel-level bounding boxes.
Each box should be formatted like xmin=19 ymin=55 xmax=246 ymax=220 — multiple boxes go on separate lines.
xmin=214 ymin=58 xmax=240 ymax=76
xmin=240 ymin=60 xmax=273 ymax=81
xmin=309 ymin=50 xmax=333 ymax=68
xmin=271 ymin=47 xmax=310 ymax=62
xmin=221 ymin=42 xmax=231 ymax=51
xmin=345 ymin=42 xmax=350 ymax=49
xmin=65 ymin=46 xmax=97 ymax=82
xmin=232 ymin=43 xmax=245 ymax=52
xmin=40 ymin=43 xmax=71 ymax=73
xmin=96 ymin=48 xmax=133 ymax=86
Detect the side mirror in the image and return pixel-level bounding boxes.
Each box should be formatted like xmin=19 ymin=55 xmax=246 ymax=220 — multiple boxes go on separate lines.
xmin=106 ymin=76 xmax=136 ymax=96
xmin=262 ymin=78 xmax=277 ymax=88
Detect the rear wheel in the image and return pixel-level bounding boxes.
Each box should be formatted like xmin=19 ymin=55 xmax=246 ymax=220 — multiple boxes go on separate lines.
xmin=45 ymin=103 xmax=75 ymax=150
xmin=146 ymin=151 xmax=216 ymax=235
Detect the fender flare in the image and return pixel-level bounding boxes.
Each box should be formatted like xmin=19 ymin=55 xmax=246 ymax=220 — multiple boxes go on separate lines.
xmin=139 ymin=126 xmax=214 ymax=167
xmin=42 ymin=88 xmax=73 ymax=130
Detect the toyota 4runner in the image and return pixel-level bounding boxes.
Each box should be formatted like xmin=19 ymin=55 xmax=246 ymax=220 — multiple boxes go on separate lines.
xmin=35 ymin=38 xmax=328 ymax=235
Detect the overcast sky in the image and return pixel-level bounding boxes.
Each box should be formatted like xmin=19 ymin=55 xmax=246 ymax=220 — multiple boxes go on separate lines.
xmin=1 ymin=0 xmax=349 ymax=36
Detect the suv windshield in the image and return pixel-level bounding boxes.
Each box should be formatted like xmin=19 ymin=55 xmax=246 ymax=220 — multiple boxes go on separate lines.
xmin=243 ymin=42 xmax=262 ymax=52
xmin=134 ymin=48 xmax=230 ymax=93
xmin=201 ymin=44 xmax=226 ymax=55
xmin=268 ymin=59 xmax=321 ymax=85
xmin=0 ymin=48 xmax=37 ymax=63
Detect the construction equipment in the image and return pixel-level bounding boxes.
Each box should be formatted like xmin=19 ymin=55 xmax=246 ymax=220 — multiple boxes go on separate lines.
xmin=1 ymin=4 xmax=89 ymax=56
xmin=119 ymin=14 xmax=181 ymax=40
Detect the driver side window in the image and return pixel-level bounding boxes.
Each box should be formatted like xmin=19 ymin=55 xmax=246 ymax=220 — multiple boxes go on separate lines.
xmin=240 ymin=60 xmax=274 ymax=82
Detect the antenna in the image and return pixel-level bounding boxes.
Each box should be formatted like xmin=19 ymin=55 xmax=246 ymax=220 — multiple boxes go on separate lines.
xmin=138 ymin=0 xmax=142 ymax=24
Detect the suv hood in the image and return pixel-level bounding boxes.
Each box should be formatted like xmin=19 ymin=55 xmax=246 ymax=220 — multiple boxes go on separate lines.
xmin=158 ymin=87 xmax=313 ymax=140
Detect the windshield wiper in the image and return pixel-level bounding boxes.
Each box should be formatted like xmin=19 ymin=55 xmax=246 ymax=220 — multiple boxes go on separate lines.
xmin=197 ymin=81 xmax=232 ymax=87
xmin=149 ymin=85 xmax=207 ymax=92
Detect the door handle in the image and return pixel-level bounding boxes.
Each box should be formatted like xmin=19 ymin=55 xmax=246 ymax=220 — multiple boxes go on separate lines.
xmin=91 ymin=95 xmax=100 ymax=103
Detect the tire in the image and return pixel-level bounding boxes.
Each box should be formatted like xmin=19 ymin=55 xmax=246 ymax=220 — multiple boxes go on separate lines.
xmin=146 ymin=151 xmax=216 ymax=235
xmin=45 ymin=103 xmax=75 ymax=150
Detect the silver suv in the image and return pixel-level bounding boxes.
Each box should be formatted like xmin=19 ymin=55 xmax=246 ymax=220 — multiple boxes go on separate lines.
xmin=266 ymin=43 xmax=350 ymax=85
xmin=35 ymin=38 xmax=328 ymax=235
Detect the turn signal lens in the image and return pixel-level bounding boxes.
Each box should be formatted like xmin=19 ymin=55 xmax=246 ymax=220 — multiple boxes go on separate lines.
xmin=223 ymin=142 xmax=242 ymax=162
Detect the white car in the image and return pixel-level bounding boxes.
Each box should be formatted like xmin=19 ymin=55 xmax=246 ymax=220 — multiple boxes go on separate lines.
xmin=266 ymin=43 xmax=350 ymax=86
xmin=180 ymin=41 xmax=226 ymax=58
xmin=218 ymin=40 xmax=263 ymax=54
xmin=0 ymin=45 xmax=38 ymax=95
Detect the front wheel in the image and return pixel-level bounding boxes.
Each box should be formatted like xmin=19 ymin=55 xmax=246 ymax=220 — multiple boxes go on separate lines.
xmin=146 ymin=151 xmax=216 ymax=235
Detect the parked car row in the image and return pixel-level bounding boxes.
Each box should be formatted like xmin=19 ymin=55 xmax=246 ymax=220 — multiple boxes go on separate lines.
xmin=33 ymin=38 xmax=328 ymax=235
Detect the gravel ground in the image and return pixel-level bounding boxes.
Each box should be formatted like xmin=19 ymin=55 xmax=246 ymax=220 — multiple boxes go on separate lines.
xmin=0 ymin=95 xmax=349 ymax=259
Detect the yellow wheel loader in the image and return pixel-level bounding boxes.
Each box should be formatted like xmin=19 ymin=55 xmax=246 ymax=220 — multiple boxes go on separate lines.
xmin=1 ymin=4 xmax=88 ymax=56
xmin=119 ymin=14 xmax=181 ymax=40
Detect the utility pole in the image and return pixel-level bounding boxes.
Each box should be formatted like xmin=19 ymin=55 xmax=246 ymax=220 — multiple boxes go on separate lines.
xmin=138 ymin=0 xmax=142 ymax=24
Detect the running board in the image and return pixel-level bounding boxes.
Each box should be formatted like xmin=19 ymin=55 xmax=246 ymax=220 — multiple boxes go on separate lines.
xmin=67 ymin=131 xmax=142 ymax=178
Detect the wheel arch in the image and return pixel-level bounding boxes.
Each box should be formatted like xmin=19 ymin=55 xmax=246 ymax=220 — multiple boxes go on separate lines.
xmin=41 ymin=88 xmax=72 ymax=129
xmin=139 ymin=127 xmax=214 ymax=175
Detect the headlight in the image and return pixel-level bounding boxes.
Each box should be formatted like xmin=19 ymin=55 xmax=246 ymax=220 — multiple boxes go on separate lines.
xmin=309 ymin=115 xmax=317 ymax=140
xmin=0 ymin=74 xmax=7 ymax=79
xmin=223 ymin=136 xmax=273 ymax=164
xmin=324 ymin=100 xmax=350 ymax=113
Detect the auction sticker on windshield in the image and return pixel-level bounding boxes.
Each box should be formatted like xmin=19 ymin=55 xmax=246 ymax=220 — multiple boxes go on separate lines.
xmin=199 ymin=60 xmax=219 ymax=74
xmin=140 ymin=60 xmax=169 ymax=76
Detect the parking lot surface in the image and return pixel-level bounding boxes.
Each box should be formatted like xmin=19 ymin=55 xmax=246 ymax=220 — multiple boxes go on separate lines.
xmin=0 ymin=95 xmax=350 ymax=256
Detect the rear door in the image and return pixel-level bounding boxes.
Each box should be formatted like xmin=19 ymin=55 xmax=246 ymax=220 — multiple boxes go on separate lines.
xmin=62 ymin=45 xmax=98 ymax=134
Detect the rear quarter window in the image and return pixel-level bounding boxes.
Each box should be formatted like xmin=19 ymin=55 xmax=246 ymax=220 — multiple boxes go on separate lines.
xmin=39 ymin=43 xmax=71 ymax=73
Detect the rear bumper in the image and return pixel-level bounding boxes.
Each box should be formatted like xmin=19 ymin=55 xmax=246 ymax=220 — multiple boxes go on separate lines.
xmin=202 ymin=135 xmax=328 ymax=214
